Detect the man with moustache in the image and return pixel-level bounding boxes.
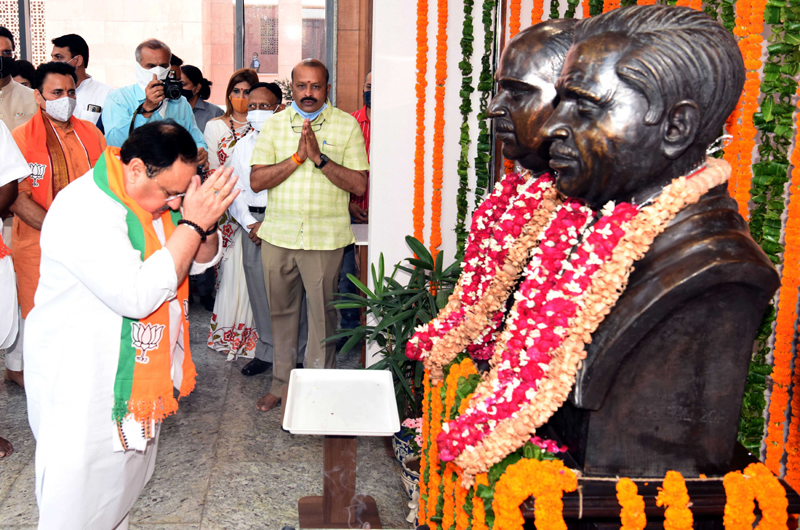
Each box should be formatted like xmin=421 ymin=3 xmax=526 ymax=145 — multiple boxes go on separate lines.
xmin=487 ymin=19 xmax=576 ymax=174
xmin=541 ymin=5 xmax=779 ymax=476
xmin=229 ymin=82 xmax=308 ymax=376
xmin=250 ymin=59 xmax=369 ymax=415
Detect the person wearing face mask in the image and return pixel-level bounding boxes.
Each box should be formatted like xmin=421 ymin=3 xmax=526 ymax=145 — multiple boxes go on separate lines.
xmin=6 ymin=61 xmax=106 ymax=389
xmin=180 ymin=64 xmax=223 ymax=133
xmin=199 ymin=68 xmax=258 ymax=316
xmin=51 ymin=34 xmax=113 ymax=125
xmin=224 ymin=82 xmax=307 ymax=378
xmin=100 ymin=38 xmax=208 ymax=168
xmin=0 ymin=26 xmax=38 ymax=131
xmin=250 ymin=59 xmax=369 ymax=416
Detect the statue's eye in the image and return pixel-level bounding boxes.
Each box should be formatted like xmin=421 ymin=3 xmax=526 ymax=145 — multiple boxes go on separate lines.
xmin=576 ymin=99 xmax=598 ymax=115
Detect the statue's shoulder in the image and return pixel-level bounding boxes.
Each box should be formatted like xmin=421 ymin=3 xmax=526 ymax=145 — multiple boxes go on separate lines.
xmin=571 ymin=184 xmax=779 ymax=409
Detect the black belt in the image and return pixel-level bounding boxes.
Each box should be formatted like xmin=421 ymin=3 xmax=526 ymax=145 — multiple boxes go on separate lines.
xmin=249 ymin=206 xmax=266 ymax=214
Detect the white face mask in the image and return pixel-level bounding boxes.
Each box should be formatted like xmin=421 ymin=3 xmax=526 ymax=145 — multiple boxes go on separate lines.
xmin=42 ymin=96 xmax=77 ymax=122
xmin=247 ymin=109 xmax=273 ymax=132
xmin=135 ymin=62 xmax=169 ymax=92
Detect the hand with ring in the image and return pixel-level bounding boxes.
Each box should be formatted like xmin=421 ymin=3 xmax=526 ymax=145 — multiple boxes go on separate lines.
xmin=182 ymin=166 xmax=240 ymax=232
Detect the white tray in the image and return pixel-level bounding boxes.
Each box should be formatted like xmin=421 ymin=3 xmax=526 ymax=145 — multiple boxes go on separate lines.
xmin=282 ymin=369 xmax=400 ymax=436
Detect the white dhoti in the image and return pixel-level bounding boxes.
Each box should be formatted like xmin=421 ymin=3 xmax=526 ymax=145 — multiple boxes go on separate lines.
xmin=24 ymin=173 xmax=221 ymax=529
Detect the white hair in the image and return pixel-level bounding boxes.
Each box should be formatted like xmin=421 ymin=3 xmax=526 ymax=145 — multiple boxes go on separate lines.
xmin=135 ymin=39 xmax=171 ymax=64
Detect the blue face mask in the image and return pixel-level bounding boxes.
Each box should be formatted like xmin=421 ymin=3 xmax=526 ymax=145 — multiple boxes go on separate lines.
xmin=291 ymin=100 xmax=327 ymax=122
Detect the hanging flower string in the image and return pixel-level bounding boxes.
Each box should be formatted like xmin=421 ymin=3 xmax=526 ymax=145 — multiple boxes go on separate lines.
xmin=430 ymin=0 xmax=449 ymax=258
xmin=510 ymin=0 xmax=521 ymax=37
xmin=775 ymin=82 xmax=800 ymax=484
xmin=616 ymin=478 xmax=647 ymax=530
xmin=454 ymin=0 xmax=476 ymax=260
xmin=723 ymin=463 xmax=789 ymax=530
xmin=473 ymin=0 xmax=497 ymax=207
xmin=419 ymin=370 xmax=432 ymax=525
xmin=413 ymin=0 xmax=429 ymax=244
xmin=532 ymin=0 xmax=544 ymax=23
xmin=656 ymin=471 xmax=693 ymax=530
xmin=492 ymin=458 xmax=578 ymax=530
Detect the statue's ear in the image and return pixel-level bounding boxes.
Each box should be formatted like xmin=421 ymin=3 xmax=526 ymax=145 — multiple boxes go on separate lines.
xmin=661 ymin=100 xmax=700 ymax=160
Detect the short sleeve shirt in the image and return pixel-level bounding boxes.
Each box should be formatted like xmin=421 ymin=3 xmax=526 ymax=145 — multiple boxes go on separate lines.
xmin=250 ymin=102 xmax=370 ymax=250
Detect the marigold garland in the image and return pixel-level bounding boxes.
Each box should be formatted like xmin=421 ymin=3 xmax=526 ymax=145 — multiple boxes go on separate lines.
xmin=602 ymin=0 xmax=620 ymax=14
xmin=725 ymin=0 xmax=765 ymax=220
xmin=532 ymin=0 xmax=544 ymax=23
xmin=784 ymin=84 xmax=800 ymax=489
xmin=656 ymin=471 xmax=693 ymax=530
xmin=428 ymin=380 xmax=445 ymax=524
xmin=616 ymin=478 xmax=647 ymax=530
xmin=455 ymin=468 xmax=471 ymax=530
xmin=419 ymin=370 xmax=432 ymax=525
xmin=472 ymin=473 xmax=490 ymax=530
xmin=744 ymin=463 xmax=789 ymax=530
xmin=413 ymin=0 xmax=429 ymax=244
xmin=443 ymin=462 xmax=458 ymax=530
xmin=492 ymin=459 xmax=578 ymax=530
xmin=582 ymin=0 xmax=591 ymax=17
xmin=509 ymin=0 xmax=521 ymax=37
xmin=430 ymin=0 xmax=449 ymax=258
xmin=723 ymin=469 xmax=756 ymax=530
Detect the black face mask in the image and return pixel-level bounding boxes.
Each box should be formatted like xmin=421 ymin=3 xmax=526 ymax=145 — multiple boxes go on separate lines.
xmin=181 ymin=88 xmax=195 ymax=100
xmin=0 ymin=56 xmax=14 ymax=79
xmin=363 ymin=90 xmax=371 ymax=108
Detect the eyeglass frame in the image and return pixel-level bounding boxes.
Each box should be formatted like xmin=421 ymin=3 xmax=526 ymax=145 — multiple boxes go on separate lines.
xmin=146 ymin=166 xmax=186 ymax=203
xmin=291 ymin=117 xmax=326 ymax=133
xmin=0 ymin=50 xmax=16 ymax=59
xmin=247 ymin=102 xmax=280 ymax=111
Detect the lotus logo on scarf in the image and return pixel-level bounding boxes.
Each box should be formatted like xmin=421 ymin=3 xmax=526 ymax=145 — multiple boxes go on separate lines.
xmin=130 ymin=322 xmax=166 ymax=364
xmin=28 ymin=163 xmax=46 ymax=187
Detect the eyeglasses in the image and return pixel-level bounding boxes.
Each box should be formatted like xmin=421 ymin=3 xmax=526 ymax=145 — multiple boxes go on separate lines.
xmin=247 ymin=102 xmax=279 ymax=111
xmin=147 ymin=166 xmax=186 ymax=203
xmin=0 ymin=50 xmax=15 ymax=59
xmin=291 ymin=116 xmax=326 ymax=133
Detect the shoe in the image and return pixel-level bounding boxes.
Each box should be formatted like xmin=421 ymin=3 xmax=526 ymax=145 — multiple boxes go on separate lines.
xmin=241 ymin=358 xmax=271 ymax=376
xmin=295 ymin=363 xmax=303 ymax=369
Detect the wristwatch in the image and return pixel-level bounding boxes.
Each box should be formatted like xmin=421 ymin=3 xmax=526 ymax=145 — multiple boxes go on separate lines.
xmin=315 ymin=153 xmax=329 ymax=170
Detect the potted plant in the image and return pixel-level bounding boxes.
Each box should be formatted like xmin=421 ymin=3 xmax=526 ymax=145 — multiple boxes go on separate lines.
xmin=328 ymin=235 xmax=460 ymax=422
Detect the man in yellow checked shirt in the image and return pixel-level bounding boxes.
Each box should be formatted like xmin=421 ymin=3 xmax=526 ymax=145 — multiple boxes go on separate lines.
xmin=23 ymin=121 xmax=239 ymax=529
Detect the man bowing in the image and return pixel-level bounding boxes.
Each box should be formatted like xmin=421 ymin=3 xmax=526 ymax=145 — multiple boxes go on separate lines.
xmin=24 ymin=121 xmax=238 ymax=529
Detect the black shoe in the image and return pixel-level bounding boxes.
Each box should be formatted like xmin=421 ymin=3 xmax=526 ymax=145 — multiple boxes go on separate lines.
xmin=295 ymin=363 xmax=303 ymax=369
xmin=241 ymin=358 xmax=271 ymax=376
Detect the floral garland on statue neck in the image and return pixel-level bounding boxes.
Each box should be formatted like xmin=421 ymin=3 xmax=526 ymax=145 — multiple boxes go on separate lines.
xmin=408 ymin=158 xmax=732 ymax=484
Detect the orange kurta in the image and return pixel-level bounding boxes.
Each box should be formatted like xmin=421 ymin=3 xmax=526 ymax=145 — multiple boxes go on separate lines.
xmin=11 ymin=113 xmax=106 ymax=317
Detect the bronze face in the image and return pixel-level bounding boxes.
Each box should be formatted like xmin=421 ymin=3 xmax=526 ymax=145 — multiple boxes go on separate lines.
xmin=487 ymin=21 xmax=574 ymax=173
xmin=544 ymin=35 xmax=667 ymax=209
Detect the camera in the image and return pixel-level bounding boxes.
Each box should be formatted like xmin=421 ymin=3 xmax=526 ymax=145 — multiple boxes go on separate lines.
xmin=162 ymin=70 xmax=183 ymax=101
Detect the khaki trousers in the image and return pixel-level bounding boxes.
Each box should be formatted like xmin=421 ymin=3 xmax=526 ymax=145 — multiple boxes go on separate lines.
xmin=261 ymin=241 xmax=343 ymax=398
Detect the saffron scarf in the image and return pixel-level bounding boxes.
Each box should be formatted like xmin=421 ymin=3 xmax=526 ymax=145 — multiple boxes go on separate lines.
xmin=93 ymin=147 xmax=196 ymax=427
xmin=16 ymin=108 xmax=104 ymax=208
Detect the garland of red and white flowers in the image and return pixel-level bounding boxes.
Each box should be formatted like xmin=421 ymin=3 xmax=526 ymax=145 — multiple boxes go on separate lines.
xmin=431 ymin=158 xmax=732 ymax=482
xmin=407 ymin=172 xmax=562 ymax=379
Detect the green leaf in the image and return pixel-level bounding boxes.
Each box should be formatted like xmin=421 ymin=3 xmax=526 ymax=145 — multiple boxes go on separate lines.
xmin=405 ymin=236 xmax=434 ymax=268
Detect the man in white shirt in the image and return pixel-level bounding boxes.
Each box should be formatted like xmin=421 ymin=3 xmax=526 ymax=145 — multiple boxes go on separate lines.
xmin=24 ymin=121 xmax=238 ymax=528
xmin=51 ymin=33 xmax=113 ymax=125
xmin=0 ymin=120 xmax=29 ymax=458
xmin=229 ymin=82 xmax=307 ymax=383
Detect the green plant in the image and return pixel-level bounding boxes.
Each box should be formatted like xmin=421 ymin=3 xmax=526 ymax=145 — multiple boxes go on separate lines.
xmin=276 ymin=78 xmax=293 ymax=102
xmin=327 ymin=236 xmax=461 ymax=419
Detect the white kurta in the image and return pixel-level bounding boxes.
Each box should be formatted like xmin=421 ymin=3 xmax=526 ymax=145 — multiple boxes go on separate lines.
xmin=0 ymin=120 xmax=29 ymax=349
xmin=24 ymin=172 xmax=222 ymax=529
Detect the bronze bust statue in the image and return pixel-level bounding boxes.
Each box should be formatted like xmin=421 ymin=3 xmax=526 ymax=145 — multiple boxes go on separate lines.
xmin=541 ymin=5 xmax=779 ymax=477
xmin=488 ymin=19 xmax=576 ymax=173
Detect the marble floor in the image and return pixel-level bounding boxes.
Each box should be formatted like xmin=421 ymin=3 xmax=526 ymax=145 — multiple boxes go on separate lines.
xmin=0 ymin=305 xmax=411 ymax=529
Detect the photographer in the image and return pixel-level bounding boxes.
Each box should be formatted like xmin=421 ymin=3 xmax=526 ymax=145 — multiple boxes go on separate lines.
xmin=100 ymin=39 xmax=208 ymax=168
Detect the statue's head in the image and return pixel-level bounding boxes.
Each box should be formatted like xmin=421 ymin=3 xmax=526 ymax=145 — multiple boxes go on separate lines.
xmin=488 ymin=19 xmax=576 ymax=172
xmin=543 ymin=6 xmax=744 ymax=209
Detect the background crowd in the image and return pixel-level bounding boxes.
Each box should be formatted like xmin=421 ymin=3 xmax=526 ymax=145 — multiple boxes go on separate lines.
xmin=0 ymin=27 xmax=372 ymax=517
